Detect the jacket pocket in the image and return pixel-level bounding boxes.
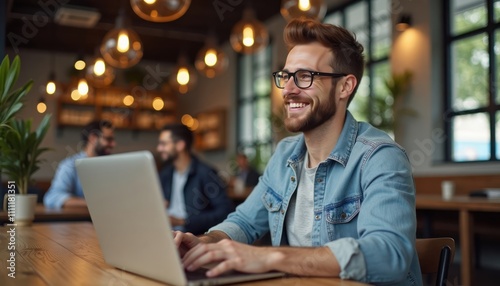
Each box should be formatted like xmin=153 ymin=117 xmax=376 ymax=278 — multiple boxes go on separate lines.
xmin=325 ymin=196 xmax=361 ymax=224
xmin=261 ymin=189 xmax=283 ymax=212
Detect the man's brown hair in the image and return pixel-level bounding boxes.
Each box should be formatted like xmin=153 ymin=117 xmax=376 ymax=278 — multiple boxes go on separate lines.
xmin=284 ymin=19 xmax=365 ymax=104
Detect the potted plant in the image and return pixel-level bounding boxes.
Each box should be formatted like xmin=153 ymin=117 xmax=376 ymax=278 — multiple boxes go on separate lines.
xmin=0 ymin=55 xmax=51 ymax=226
xmin=367 ymin=70 xmax=417 ymax=139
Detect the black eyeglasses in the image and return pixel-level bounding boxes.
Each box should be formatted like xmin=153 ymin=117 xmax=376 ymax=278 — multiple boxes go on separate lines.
xmin=272 ymin=70 xmax=347 ymax=89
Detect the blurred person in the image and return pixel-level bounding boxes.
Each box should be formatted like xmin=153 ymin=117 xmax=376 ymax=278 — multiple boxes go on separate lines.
xmin=157 ymin=123 xmax=234 ymax=235
xmin=234 ymin=153 xmax=261 ymax=189
xmin=44 ymin=119 xmax=115 ymax=209
xmin=173 ymin=19 xmax=422 ymax=286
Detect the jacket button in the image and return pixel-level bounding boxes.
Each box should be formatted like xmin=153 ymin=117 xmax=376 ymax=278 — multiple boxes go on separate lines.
xmin=291 ymin=176 xmax=296 ymax=182
xmin=316 ymin=178 xmax=323 ymax=183
xmin=315 ymin=215 xmax=320 ymax=220
xmin=341 ymin=212 xmax=347 ymax=219
xmin=280 ymin=210 xmax=285 ymax=215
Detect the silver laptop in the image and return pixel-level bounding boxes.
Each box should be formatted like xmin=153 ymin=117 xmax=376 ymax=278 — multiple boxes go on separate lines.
xmin=76 ymin=151 xmax=285 ymax=286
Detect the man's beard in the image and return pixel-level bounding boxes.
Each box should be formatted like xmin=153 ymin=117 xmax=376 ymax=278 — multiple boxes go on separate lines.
xmin=94 ymin=142 xmax=109 ymax=156
xmin=284 ymin=93 xmax=337 ymax=133
xmin=162 ymin=151 xmax=179 ymax=165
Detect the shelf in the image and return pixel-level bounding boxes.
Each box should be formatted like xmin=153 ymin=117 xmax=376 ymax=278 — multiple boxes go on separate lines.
xmin=57 ymin=84 xmax=178 ymax=131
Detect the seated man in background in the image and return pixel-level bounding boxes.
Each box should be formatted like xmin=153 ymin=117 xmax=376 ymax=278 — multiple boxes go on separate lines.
xmin=234 ymin=152 xmax=261 ymax=189
xmin=174 ymin=19 xmax=422 ymax=285
xmin=44 ymin=120 xmax=115 ymax=209
xmin=157 ymin=123 xmax=234 ymax=235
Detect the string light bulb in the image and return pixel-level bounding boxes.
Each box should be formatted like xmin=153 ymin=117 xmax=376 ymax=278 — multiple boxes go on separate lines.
xmin=85 ymin=56 xmax=115 ymax=87
xmin=45 ymin=71 xmax=56 ymax=95
xmin=170 ymin=54 xmax=197 ymax=94
xmin=100 ymin=8 xmax=143 ymax=68
xmin=230 ymin=8 xmax=269 ymax=54
xmin=130 ymin=0 xmax=191 ymax=22
xmin=280 ymin=0 xmax=326 ymax=22
xmin=37 ymin=97 xmax=47 ymax=114
xmin=195 ymin=35 xmax=228 ymax=78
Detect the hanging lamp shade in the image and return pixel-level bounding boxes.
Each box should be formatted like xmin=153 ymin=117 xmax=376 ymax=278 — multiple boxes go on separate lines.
xmin=100 ymin=9 xmax=143 ymax=69
xmin=280 ymin=0 xmax=326 ymax=22
xmin=230 ymin=8 xmax=269 ymax=55
xmin=195 ymin=35 xmax=228 ymax=79
xmin=85 ymin=56 xmax=115 ymax=87
xmin=130 ymin=0 xmax=191 ymax=22
xmin=170 ymin=54 xmax=197 ymax=94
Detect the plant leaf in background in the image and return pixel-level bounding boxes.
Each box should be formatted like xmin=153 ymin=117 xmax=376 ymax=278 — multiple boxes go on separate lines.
xmin=0 ymin=55 xmax=33 ymax=128
xmin=0 ymin=115 xmax=52 ymax=194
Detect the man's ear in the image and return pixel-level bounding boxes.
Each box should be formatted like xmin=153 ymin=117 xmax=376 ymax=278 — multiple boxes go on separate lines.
xmin=88 ymin=132 xmax=99 ymax=145
xmin=339 ymin=74 xmax=357 ymax=101
xmin=175 ymin=140 xmax=186 ymax=152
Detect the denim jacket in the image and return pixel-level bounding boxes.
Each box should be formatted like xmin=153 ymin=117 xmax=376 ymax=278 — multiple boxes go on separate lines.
xmin=210 ymin=112 xmax=422 ymax=285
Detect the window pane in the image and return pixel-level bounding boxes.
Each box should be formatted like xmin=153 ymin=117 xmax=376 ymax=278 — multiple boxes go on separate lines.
xmin=497 ymin=30 xmax=500 ymax=104
xmin=497 ymin=112 xmax=500 ymax=159
xmin=371 ymin=0 xmax=391 ymax=60
xmin=371 ymin=62 xmax=392 ymax=132
xmin=451 ymin=33 xmax=489 ymax=111
xmin=346 ymin=2 xmax=368 ymax=61
xmin=254 ymin=98 xmax=271 ymax=143
xmin=451 ymin=0 xmax=486 ymax=35
xmin=238 ymin=104 xmax=253 ymax=144
xmin=452 ymin=113 xmax=490 ymax=161
xmin=240 ymin=55 xmax=253 ymax=99
xmin=495 ymin=0 xmax=500 ymax=22
xmin=349 ymin=71 xmax=370 ymax=122
xmin=324 ymin=11 xmax=343 ymax=26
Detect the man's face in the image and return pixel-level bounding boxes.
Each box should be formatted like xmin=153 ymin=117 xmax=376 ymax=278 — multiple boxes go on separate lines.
xmin=157 ymin=130 xmax=179 ymax=163
xmin=281 ymin=43 xmax=339 ymax=133
xmin=94 ymin=127 xmax=115 ymax=156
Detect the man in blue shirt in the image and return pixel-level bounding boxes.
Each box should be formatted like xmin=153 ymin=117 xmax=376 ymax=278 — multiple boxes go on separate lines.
xmin=157 ymin=123 xmax=233 ymax=235
xmin=44 ymin=120 xmax=116 ymax=209
xmin=174 ymin=19 xmax=422 ymax=285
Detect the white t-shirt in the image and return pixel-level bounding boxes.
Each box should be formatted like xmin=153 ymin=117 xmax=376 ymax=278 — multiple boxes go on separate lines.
xmin=168 ymin=169 xmax=189 ymax=231
xmin=286 ymin=153 xmax=317 ymax=246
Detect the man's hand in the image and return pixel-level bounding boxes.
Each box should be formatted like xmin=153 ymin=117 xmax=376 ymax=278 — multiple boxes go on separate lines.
xmin=173 ymin=231 xmax=201 ymax=257
xmin=62 ymin=197 xmax=87 ymax=208
xmin=182 ymin=239 xmax=280 ymax=277
xmin=170 ymin=216 xmax=185 ymax=226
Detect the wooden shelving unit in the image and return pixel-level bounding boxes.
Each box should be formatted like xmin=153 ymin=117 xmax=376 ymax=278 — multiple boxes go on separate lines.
xmin=57 ymin=85 xmax=178 ymax=131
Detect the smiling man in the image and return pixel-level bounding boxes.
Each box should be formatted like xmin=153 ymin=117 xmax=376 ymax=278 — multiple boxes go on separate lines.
xmin=44 ymin=120 xmax=116 ymax=209
xmin=174 ymin=19 xmax=422 ymax=285
xmin=157 ymin=124 xmax=234 ymax=235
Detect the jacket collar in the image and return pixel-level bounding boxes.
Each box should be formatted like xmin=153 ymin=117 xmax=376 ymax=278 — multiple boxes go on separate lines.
xmin=287 ymin=111 xmax=358 ymax=167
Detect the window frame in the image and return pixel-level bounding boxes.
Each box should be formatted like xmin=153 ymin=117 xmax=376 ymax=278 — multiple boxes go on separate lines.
xmin=443 ymin=0 xmax=500 ymax=163
xmin=325 ymin=0 xmax=392 ymax=128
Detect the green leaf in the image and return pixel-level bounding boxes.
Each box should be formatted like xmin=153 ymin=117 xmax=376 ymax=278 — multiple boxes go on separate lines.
xmin=3 ymin=56 xmax=21 ymax=97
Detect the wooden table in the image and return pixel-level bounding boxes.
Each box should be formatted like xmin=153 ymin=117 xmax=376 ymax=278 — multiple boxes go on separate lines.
xmin=416 ymin=195 xmax=500 ymax=286
xmin=0 ymin=222 xmax=369 ymax=285
xmin=0 ymin=204 xmax=91 ymax=224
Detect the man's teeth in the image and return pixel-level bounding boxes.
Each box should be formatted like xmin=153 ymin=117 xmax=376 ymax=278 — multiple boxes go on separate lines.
xmin=289 ymin=102 xmax=307 ymax=108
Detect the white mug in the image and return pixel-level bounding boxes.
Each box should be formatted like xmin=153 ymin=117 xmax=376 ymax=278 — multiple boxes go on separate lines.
xmin=441 ymin=181 xmax=455 ymax=200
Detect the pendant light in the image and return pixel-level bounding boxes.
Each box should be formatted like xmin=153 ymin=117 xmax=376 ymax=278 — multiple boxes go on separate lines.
xmin=280 ymin=0 xmax=326 ymax=22
xmin=74 ymin=53 xmax=86 ymax=71
xmin=130 ymin=0 xmax=191 ymax=22
xmin=195 ymin=34 xmax=228 ymax=79
xmin=46 ymin=53 xmax=57 ymax=95
xmin=37 ymin=97 xmax=47 ymax=114
xmin=170 ymin=54 xmax=197 ymax=94
xmin=230 ymin=7 xmax=269 ymax=55
xmin=86 ymin=54 xmax=115 ymax=88
xmin=100 ymin=8 xmax=143 ymax=69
